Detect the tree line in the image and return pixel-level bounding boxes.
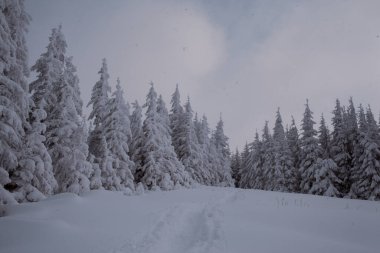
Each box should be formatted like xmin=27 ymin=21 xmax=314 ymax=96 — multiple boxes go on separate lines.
xmin=232 ymin=99 xmax=380 ymax=200
xmin=0 ymin=0 xmax=233 ymax=209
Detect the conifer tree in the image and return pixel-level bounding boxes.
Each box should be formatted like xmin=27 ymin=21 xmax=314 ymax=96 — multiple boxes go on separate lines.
xmin=231 ymin=148 xmax=241 ymax=187
xmin=178 ymin=98 xmax=205 ymax=183
xmin=351 ymin=106 xmax=380 ymax=200
xmin=261 ymin=121 xmax=274 ymax=190
xmin=309 ymin=114 xmax=340 ymax=197
xmin=198 ymin=115 xmax=214 ymax=185
xmin=238 ymin=142 xmax=252 ymax=188
xmin=87 ymin=59 xmax=122 ymax=190
xmin=14 ymin=103 xmax=58 ymax=201
xmin=46 ymin=54 xmax=92 ymax=193
xmin=286 ymin=116 xmax=301 ymax=192
xmin=0 ymin=0 xmax=33 ymax=204
xmin=212 ymin=117 xmax=234 ymax=186
xmin=103 ymin=80 xmax=135 ymax=190
xmin=30 ymin=26 xmax=66 ymax=113
xmin=272 ymin=109 xmax=296 ymax=192
xmin=129 ymin=100 xmax=144 ymax=181
xmin=87 ymin=59 xmax=111 ymax=159
xmin=330 ymin=99 xmax=351 ymax=194
xmin=139 ymin=83 xmax=191 ymax=190
xmin=169 ymin=84 xmax=184 ymax=158
xmin=299 ymin=100 xmax=320 ymax=193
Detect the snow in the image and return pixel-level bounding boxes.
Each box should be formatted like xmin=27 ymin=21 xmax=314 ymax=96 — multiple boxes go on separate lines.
xmin=1 ymin=187 xmax=379 ymax=253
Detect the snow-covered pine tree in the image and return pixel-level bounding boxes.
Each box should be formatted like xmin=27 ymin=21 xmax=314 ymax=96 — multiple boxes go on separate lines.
xmin=87 ymin=59 xmax=111 ymax=159
xmin=299 ymin=100 xmax=321 ymax=194
xmin=352 ymin=106 xmax=380 ymax=200
xmin=30 ymin=26 xmax=66 ymax=113
xmin=272 ymin=109 xmax=296 ymax=192
xmin=103 ymin=79 xmax=135 ymax=190
xmin=129 ymin=100 xmax=144 ymax=182
xmin=230 ymin=148 xmax=241 ymax=187
xmin=46 ymin=53 xmax=93 ymax=194
xmin=330 ymin=99 xmax=351 ymax=195
xmin=286 ymin=116 xmax=301 ymax=192
xmin=176 ymin=98 xmax=205 ymax=183
xmin=212 ymin=116 xmax=234 ymax=186
xmin=239 ymin=133 xmax=263 ymax=190
xmin=13 ymin=102 xmax=58 ymax=202
xmin=238 ymin=142 xmax=252 ymax=188
xmin=139 ymin=83 xmax=191 ymax=190
xmin=0 ymin=0 xmax=32 ymax=205
xmin=309 ymin=114 xmax=340 ymax=197
xmin=197 ymin=115 xmax=214 ymax=185
xmin=87 ymin=59 xmax=122 ymax=190
xmin=261 ymin=121 xmax=275 ymax=191
xmin=169 ymin=84 xmax=184 ymax=158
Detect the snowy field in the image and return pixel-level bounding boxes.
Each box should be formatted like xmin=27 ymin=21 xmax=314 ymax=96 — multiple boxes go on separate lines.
xmin=1 ymin=187 xmax=379 ymax=253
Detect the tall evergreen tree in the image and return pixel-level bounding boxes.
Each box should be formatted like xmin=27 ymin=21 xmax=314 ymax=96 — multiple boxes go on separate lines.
xmin=169 ymin=84 xmax=184 ymax=158
xmin=330 ymin=99 xmax=351 ymax=194
xmin=198 ymin=115 xmax=214 ymax=185
xmin=319 ymin=114 xmax=331 ymax=159
xmin=261 ymin=121 xmax=274 ymax=190
xmin=30 ymin=26 xmax=66 ymax=113
xmin=87 ymin=59 xmax=111 ymax=159
xmin=299 ymin=100 xmax=320 ymax=193
xmin=272 ymin=109 xmax=296 ymax=192
xmin=0 ymin=0 xmax=32 ymax=204
xmin=129 ymin=100 xmax=144 ymax=181
xmin=46 ymin=53 xmax=92 ymax=193
xmin=310 ymin=114 xmax=340 ymax=197
xmin=87 ymin=59 xmax=121 ymax=190
xmin=139 ymin=83 xmax=191 ymax=190
xmin=352 ymin=106 xmax=380 ymax=200
xmin=286 ymin=116 xmax=301 ymax=191
xmin=14 ymin=102 xmax=58 ymax=201
xmin=212 ymin=116 xmax=234 ymax=186
xmin=231 ymin=148 xmax=241 ymax=187
xmin=238 ymin=142 xmax=252 ymax=188
xmin=103 ymin=80 xmax=135 ymax=190
xmin=177 ymin=98 xmax=205 ymax=183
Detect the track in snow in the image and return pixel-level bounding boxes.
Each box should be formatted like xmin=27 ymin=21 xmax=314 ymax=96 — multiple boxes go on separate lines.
xmin=111 ymin=191 xmax=241 ymax=253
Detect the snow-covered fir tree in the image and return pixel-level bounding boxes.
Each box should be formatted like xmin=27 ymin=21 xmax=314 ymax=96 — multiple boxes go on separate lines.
xmin=299 ymin=100 xmax=320 ymax=194
xmin=30 ymin=26 xmax=66 ymax=113
xmin=261 ymin=121 xmax=275 ymax=190
xmin=0 ymin=0 xmax=32 ymax=205
xmin=272 ymin=109 xmax=296 ymax=192
xmin=129 ymin=100 xmax=144 ymax=181
xmin=230 ymin=148 xmax=241 ymax=187
xmin=330 ymin=99 xmax=351 ymax=194
xmin=139 ymin=83 xmax=191 ymax=190
xmin=103 ymin=79 xmax=135 ymax=190
xmin=45 ymin=52 xmax=93 ymax=194
xmin=177 ymin=98 xmax=205 ymax=183
xmin=212 ymin=116 xmax=234 ymax=186
xmin=197 ymin=115 xmax=214 ymax=185
xmin=13 ymin=102 xmax=57 ymax=202
xmin=87 ymin=59 xmax=123 ymax=190
xmin=87 ymin=59 xmax=111 ymax=159
xmin=169 ymin=84 xmax=184 ymax=158
xmin=351 ymin=106 xmax=380 ymax=200
xmin=286 ymin=116 xmax=301 ymax=191
xmin=238 ymin=142 xmax=253 ymax=188
xmin=309 ymin=114 xmax=340 ymax=197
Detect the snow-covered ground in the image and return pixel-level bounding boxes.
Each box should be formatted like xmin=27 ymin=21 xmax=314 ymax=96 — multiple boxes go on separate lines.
xmin=1 ymin=187 xmax=379 ymax=253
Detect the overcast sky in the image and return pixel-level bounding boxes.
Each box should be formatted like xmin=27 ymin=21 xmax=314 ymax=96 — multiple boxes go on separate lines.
xmin=25 ymin=0 xmax=380 ymax=150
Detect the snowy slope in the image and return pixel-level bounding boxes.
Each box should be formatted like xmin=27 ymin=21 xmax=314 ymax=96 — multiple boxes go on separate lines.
xmin=0 ymin=187 xmax=379 ymax=253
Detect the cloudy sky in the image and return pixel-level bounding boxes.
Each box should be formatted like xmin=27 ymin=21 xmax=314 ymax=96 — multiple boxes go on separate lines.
xmin=25 ymin=0 xmax=380 ymax=149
